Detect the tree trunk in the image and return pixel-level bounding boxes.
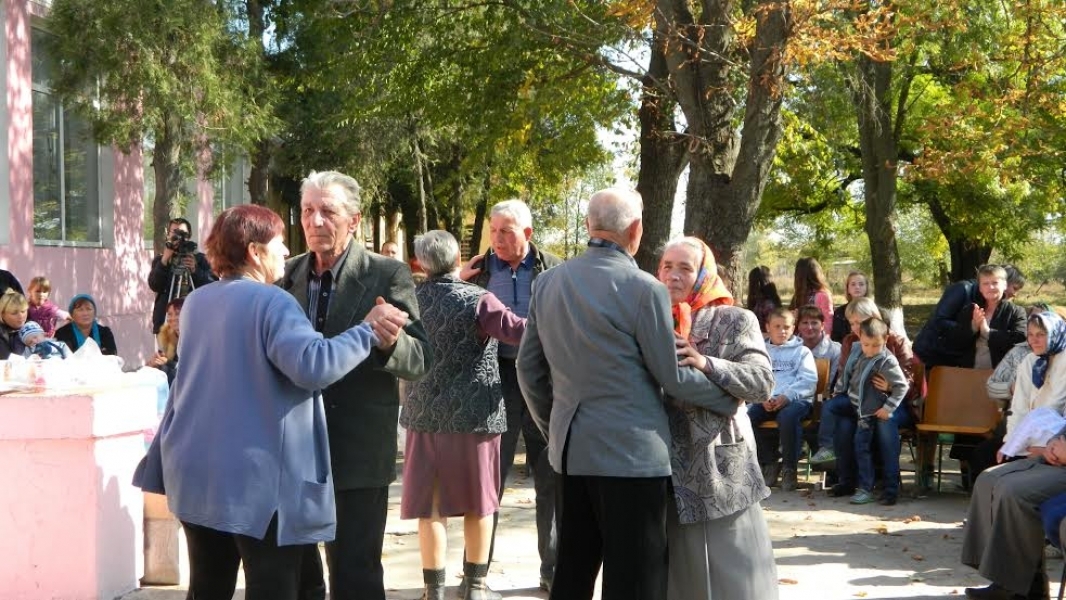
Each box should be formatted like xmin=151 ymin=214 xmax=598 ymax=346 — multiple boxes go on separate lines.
xmin=660 ymin=0 xmax=791 ymax=293
xmin=469 ymin=195 xmax=487 ymax=258
xmin=246 ymin=0 xmax=270 ymax=205
xmin=248 ymin=139 xmax=271 ymax=205
xmin=152 ymin=116 xmax=184 ymax=255
xmin=411 ymin=133 xmax=429 ymax=233
xmin=926 ymin=196 xmax=993 ymax=282
xmin=854 ymin=55 xmax=906 ymax=335
xmin=633 ymin=28 xmax=688 ymax=274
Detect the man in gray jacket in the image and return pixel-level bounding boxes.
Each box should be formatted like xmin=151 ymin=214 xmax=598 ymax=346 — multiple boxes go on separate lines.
xmin=517 ymin=188 xmax=732 ymax=600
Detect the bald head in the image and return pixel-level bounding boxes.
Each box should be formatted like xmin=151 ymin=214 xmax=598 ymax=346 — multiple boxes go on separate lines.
xmin=587 ymin=188 xmax=643 ymax=255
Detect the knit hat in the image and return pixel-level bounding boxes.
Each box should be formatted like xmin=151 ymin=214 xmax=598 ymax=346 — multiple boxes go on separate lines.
xmin=68 ymin=293 xmax=97 ymax=314
xmin=19 ymin=321 xmax=45 ymax=344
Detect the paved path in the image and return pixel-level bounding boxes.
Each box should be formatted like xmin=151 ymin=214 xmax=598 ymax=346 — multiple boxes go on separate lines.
xmin=123 ymin=461 xmax=1063 ymax=600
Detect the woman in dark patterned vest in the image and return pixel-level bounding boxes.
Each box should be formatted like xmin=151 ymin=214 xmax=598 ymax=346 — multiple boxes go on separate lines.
xmin=658 ymin=237 xmax=779 ymax=600
xmin=400 ymin=230 xmax=526 ymax=600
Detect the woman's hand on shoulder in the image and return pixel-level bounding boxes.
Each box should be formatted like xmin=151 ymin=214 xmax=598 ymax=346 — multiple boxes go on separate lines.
xmin=675 ymin=335 xmax=707 ymax=373
xmin=459 ymin=254 xmax=484 ymax=281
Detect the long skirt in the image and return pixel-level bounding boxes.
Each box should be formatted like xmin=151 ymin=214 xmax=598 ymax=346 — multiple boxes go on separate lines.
xmin=666 ymin=498 xmax=779 ymax=600
xmin=400 ymin=430 xmax=501 ymax=519
xmin=961 ymin=459 xmax=1066 ymax=595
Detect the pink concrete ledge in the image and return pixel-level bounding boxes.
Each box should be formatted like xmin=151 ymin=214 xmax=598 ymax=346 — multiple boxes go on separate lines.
xmin=0 ymin=384 xmax=158 ymax=600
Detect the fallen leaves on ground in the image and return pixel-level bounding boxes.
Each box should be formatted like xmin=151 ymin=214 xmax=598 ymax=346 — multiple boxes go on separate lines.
xmin=779 ymin=578 xmax=798 ymax=585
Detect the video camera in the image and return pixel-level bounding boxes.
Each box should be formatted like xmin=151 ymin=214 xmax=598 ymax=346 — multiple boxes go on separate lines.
xmin=165 ymin=229 xmax=198 ymax=255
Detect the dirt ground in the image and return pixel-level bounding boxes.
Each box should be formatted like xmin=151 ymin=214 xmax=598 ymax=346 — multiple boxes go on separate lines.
xmin=123 ymin=455 xmax=1062 ymax=600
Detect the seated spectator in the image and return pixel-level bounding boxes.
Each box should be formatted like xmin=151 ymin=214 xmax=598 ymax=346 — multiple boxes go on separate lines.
xmin=19 ymin=321 xmax=70 ymax=359
xmin=54 ymin=294 xmax=118 ymax=356
xmin=966 ymin=306 xmax=1066 ymax=490
xmin=831 ymin=271 xmax=868 ymax=343
xmin=1003 ymin=264 xmax=1026 ymax=300
xmin=748 ymin=307 xmax=817 ymax=491
xmin=812 ymin=297 xmax=918 ymax=466
xmin=789 ymin=257 xmax=834 ymax=325
xmin=797 ymin=303 xmax=841 ymax=388
xmin=991 ymin=312 xmax=1066 ymax=459
xmin=26 ymin=276 xmax=70 ymax=337
xmin=147 ymin=298 xmax=183 ymax=383
xmin=746 ymin=265 xmax=781 ymax=334
xmin=0 ymin=290 xmax=29 ymax=359
xmin=962 ymin=431 xmax=1066 ymax=599
xmin=827 ymin=317 xmax=910 ymax=506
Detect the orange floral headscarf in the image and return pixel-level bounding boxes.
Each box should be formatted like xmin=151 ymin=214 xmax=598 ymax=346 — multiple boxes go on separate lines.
xmin=668 ymin=237 xmax=733 ymax=338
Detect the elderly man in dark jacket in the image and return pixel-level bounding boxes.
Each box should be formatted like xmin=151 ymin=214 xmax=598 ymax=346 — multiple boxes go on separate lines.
xmin=462 ymin=199 xmax=562 ymax=593
xmin=282 ymin=170 xmax=432 ymax=600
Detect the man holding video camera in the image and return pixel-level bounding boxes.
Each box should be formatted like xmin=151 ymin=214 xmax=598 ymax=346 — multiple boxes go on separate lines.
xmin=147 ymin=218 xmax=216 ymax=333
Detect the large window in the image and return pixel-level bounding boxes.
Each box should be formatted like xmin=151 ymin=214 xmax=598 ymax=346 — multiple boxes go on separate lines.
xmin=31 ymin=27 xmax=101 ymax=244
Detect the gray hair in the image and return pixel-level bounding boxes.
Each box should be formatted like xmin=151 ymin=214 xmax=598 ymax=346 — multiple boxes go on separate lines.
xmin=661 ymin=236 xmax=704 ymax=259
xmin=587 ymin=188 xmax=643 ymax=233
xmin=490 ymin=199 xmax=532 ymax=230
xmin=414 ymin=230 xmax=460 ymax=277
xmin=845 ymin=296 xmax=880 ymax=320
xmin=301 ymin=170 xmax=363 ymax=217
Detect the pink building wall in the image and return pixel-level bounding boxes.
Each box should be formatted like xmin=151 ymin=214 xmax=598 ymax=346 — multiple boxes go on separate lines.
xmin=0 ymin=0 xmax=223 ymax=368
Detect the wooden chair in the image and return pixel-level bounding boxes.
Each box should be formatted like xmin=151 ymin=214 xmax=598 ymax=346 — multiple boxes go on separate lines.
xmin=915 ymin=366 xmax=1000 ymax=492
xmin=898 ymin=360 xmax=925 ymax=473
xmin=759 ymin=358 xmax=831 ymax=480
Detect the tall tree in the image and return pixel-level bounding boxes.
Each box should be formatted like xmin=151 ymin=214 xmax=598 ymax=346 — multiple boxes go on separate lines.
xmin=269 ymin=0 xmax=628 ymax=248
xmin=46 ymin=0 xmax=274 ymax=252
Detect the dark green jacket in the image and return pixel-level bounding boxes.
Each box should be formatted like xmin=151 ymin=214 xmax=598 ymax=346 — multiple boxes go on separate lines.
xmin=281 ymin=244 xmax=432 ymax=490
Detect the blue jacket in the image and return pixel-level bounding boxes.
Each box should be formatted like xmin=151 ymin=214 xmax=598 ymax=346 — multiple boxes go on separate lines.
xmin=137 ymin=277 xmax=380 ymax=545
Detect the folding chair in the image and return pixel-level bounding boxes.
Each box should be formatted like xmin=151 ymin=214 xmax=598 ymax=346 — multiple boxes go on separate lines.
xmin=914 ymin=366 xmax=999 ymax=492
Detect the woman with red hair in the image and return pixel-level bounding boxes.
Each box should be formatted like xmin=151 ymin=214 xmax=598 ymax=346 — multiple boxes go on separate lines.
xmin=135 ymin=204 xmax=410 ymax=600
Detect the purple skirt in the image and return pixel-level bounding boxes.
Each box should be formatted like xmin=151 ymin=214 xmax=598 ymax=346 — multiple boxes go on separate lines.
xmin=400 ymin=430 xmax=501 ymax=519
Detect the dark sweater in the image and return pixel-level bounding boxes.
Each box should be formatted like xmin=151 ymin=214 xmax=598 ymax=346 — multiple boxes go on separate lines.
xmin=401 ymin=275 xmax=524 ymax=434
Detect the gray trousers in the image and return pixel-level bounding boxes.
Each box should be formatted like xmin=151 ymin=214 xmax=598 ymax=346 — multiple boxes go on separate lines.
xmin=961 ymin=459 xmax=1066 ymax=595
xmin=666 ymin=498 xmax=779 ymax=600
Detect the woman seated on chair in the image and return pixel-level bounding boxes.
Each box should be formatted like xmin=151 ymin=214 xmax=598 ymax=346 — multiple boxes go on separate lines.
xmin=967 ymin=311 xmax=1066 ymax=484
xmin=962 ymin=426 xmax=1066 ymax=599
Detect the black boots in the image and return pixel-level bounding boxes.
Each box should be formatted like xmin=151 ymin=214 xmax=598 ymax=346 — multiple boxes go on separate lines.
xmin=422 ymin=568 xmax=446 ymax=600
xmin=461 ymin=562 xmax=501 ymax=600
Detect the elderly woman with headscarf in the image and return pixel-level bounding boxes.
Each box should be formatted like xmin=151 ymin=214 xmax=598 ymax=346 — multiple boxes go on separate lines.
xmin=961 ymin=311 xmax=1066 ymax=600
xmin=656 ymin=236 xmax=779 ymax=600
xmin=54 ymin=294 xmax=118 ymax=355
xmin=133 ymin=205 xmax=410 ymax=599
xmin=400 ymin=230 xmax=526 ymax=600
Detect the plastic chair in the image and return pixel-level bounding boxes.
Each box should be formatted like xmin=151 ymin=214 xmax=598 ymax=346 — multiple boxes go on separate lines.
xmin=914 ymin=366 xmax=999 ymax=491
